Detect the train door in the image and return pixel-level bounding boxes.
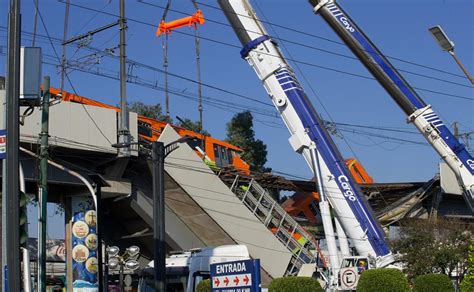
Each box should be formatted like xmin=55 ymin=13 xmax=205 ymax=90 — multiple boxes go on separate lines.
xmin=213 ymin=144 xmax=232 ymax=168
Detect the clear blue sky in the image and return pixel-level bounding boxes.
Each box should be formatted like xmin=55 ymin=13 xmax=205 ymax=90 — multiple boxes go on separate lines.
xmin=1 ymin=0 xmax=473 ymax=238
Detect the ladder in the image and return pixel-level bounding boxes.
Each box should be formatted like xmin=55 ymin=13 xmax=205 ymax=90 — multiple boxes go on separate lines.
xmin=229 ymin=175 xmax=328 ymax=275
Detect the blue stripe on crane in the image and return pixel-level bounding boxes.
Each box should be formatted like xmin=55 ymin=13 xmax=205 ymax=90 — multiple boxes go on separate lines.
xmin=326 ymin=2 xmax=474 ymax=175
xmin=274 ymin=67 xmax=392 ymax=257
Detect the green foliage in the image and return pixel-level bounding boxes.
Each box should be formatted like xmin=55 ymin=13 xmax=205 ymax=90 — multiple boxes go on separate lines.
xmin=196 ymin=279 xmax=210 ymax=292
xmin=357 ymin=268 xmax=409 ymax=292
xmin=226 ymin=111 xmax=268 ymax=171
xmin=391 ymin=219 xmax=473 ymax=282
xmin=460 ymin=244 xmax=474 ymax=292
xmin=177 ymin=117 xmax=210 ymax=136
xmin=128 ymin=101 xmax=172 ymax=123
xmin=268 ymin=277 xmax=323 ymax=292
xmin=413 ymin=274 xmax=453 ymax=292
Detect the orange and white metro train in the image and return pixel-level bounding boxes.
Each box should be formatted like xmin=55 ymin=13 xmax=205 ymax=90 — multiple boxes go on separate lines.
xmin=49 ymin=88 xmax=251 ymax=173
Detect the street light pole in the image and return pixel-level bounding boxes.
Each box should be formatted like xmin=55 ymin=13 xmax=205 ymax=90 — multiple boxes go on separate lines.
xmin=5 ymin=0 xmax=21 ymax=291
xmin=152 ymin=141 xmax=166 ymax=292
xmin=428 ymin=25 xmax=474 ymax=84
xmin=88 ymin=174 xmax=110 ymax=292
xmin=112 ymin=136 xmax=194 ymax=292
xmin=448 ymin=51 xmax=474 ymax=84
xmin=152 ymin=137 xmax=194 ymax=292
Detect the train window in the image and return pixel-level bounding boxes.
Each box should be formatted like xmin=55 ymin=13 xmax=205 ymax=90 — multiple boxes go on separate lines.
xmin=138 ymin=121 xmax=153 ymax=137
xmin=214 ymin=144 xmax=220 ymax=158
xmin=185 ymin=136 xmax=203 ymax=150
xmin=309 ymin=201 xmax=319 ymax=217
xmin=220 ymin=147 xmax=228 ymax=161
xmin=233 ymin=150 xmax=243 ymax=159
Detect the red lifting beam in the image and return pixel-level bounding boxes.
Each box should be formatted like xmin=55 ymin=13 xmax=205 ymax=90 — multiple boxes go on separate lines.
xmin=156 ymin=10 xmax=205 ymax=37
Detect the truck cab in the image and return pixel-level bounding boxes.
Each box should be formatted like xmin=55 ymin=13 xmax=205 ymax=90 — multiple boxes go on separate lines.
xmin=337 ymin=256 xmax=373 ymax=290
xmin=138 ymin=245 xmax=250 ymax=292
xmin=340 ymin=256 xmax=372 ymax=274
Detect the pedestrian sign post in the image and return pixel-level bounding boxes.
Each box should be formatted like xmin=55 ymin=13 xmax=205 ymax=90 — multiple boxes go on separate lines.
xmin=340 ymin=267 xmax=359 ymax=290
xmin=210 ymin=259 xmax=261 ymax=292
xmin=0 ymin=129 xmax=6 ymax=159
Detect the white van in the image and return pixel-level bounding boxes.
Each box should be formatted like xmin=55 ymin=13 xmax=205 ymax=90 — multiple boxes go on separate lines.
xmin=138 ymin=245 xmax=250 ymax=292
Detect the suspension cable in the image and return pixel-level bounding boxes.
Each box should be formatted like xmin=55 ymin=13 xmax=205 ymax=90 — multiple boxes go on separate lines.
xmin=156 ymin=0 xmax=205 ymax=120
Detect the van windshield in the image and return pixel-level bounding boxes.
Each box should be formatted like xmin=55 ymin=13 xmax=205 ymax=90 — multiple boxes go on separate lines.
xmin=139 ymin=266 xmax=189 ymax=292
xmin=166 ymin=266 xmax=189 ymax=292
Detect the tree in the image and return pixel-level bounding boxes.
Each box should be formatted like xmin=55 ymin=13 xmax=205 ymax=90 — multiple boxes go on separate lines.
xmin=391 ymin=219 xmax=473 ymax=285
xmin=413 ymin=274 xmax=454 ymax=292
xmin=225 ymin=111 xmax=268 ymax=171
xmin=460 ymin=244 xmax=474 ymax=292
xmin=176 ymin=117 xmax=210 ymax=136
xmin=269 ymin=277 xmax=323 ymax=292
xmin=128 ymin=101 xmax=172 ymax=123
xmin=357 ymin=269 xmax=409 ymax=292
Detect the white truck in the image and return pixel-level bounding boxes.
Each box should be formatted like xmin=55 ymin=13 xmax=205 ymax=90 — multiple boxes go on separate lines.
xmin=138 ymin=245 xmax=250 ymax=292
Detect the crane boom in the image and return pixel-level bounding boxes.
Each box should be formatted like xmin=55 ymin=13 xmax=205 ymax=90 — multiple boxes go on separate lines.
xmin=218 ymin=0 xmax=394 ymax=268
xmin=309 ymin=0 xmax=474 ymax=213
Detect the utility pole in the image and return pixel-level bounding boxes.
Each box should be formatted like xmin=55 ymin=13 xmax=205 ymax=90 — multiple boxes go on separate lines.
xmin=152 ymin=141 xmax=166 ymax=292
xmin=5 ymin=0 xmax=21 ymax=291
xmin=38 ymin=76 xmax=50 ymax=292
xmin=118 ymin=0 xmax=130 ymax=156
xmin=194 ymin=29 xmax=204 ymax=154
xmin=60 ymin=0 xmax=70 ymax=93
xmin=1 ymin=77 xmax=6 ymax=292
xmin=31 ymin=0 xmax=39 ymax=46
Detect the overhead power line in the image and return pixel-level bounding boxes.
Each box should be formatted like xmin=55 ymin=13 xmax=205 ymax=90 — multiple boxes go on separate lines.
xmin=195 ymin=0 xmax=472 ymax=81
xmin=2 ymin=3 xmax=465 ymax=149
xmin=139 ymin=0 xmax=473 ymax=89
xmin=0 ymin=26 xmax=276 ymax=108
xmin=57 ymin=1 xmax=474 ymax=102
xmin=30 ymin=0 xmax=113 ymax=144
xmin=0 ymin=47 xmax=432 ymax=149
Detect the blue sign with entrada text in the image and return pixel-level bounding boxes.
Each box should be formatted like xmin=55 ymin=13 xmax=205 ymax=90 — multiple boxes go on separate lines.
xmin=210 ymin=259 xmax=261 ymax=292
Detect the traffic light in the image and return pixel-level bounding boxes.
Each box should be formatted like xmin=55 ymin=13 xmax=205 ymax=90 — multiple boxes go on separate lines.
xmin=19 ymin=191 xmax=28 ymax=248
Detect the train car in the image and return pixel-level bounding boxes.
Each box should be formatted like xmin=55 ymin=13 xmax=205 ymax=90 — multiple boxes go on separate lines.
xmin=49 ymin=88 xmax=250 ymax=173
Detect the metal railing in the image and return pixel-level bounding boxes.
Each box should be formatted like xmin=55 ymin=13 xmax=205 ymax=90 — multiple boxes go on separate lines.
xmin=230 ymin=176 xmax=328 ymax=275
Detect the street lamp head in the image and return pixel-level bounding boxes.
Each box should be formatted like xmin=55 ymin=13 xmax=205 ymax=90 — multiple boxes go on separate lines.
xmin=108 ymin=257 xmax=120 ymax=270
xmin=126 ymin=245 xmax=140 ymax=257
xmin=429 ymin=25 xmax=454 ymax=51
xmin=124 ymin=259 xmax=140 ymax=271
xmin=106 ymin=246 xmax=120 ymax=257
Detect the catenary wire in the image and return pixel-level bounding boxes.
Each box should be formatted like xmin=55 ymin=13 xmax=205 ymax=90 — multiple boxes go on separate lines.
xmin=56 ymin=1 xmax=474 ymax=102
xmin=138 ymin=0 xmax=472 ymax=89
xmin=0 ymin=42 xmax=436 ymax=148
xmin=195 ymin=0 xmax=471 ymax=80
xmin=31 ymin=0 xmax=114 ymax=145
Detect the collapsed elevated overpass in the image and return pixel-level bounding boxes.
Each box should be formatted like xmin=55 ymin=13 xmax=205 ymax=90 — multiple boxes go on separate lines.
xmin=11 ymin=98 xmax=306 ymax=282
